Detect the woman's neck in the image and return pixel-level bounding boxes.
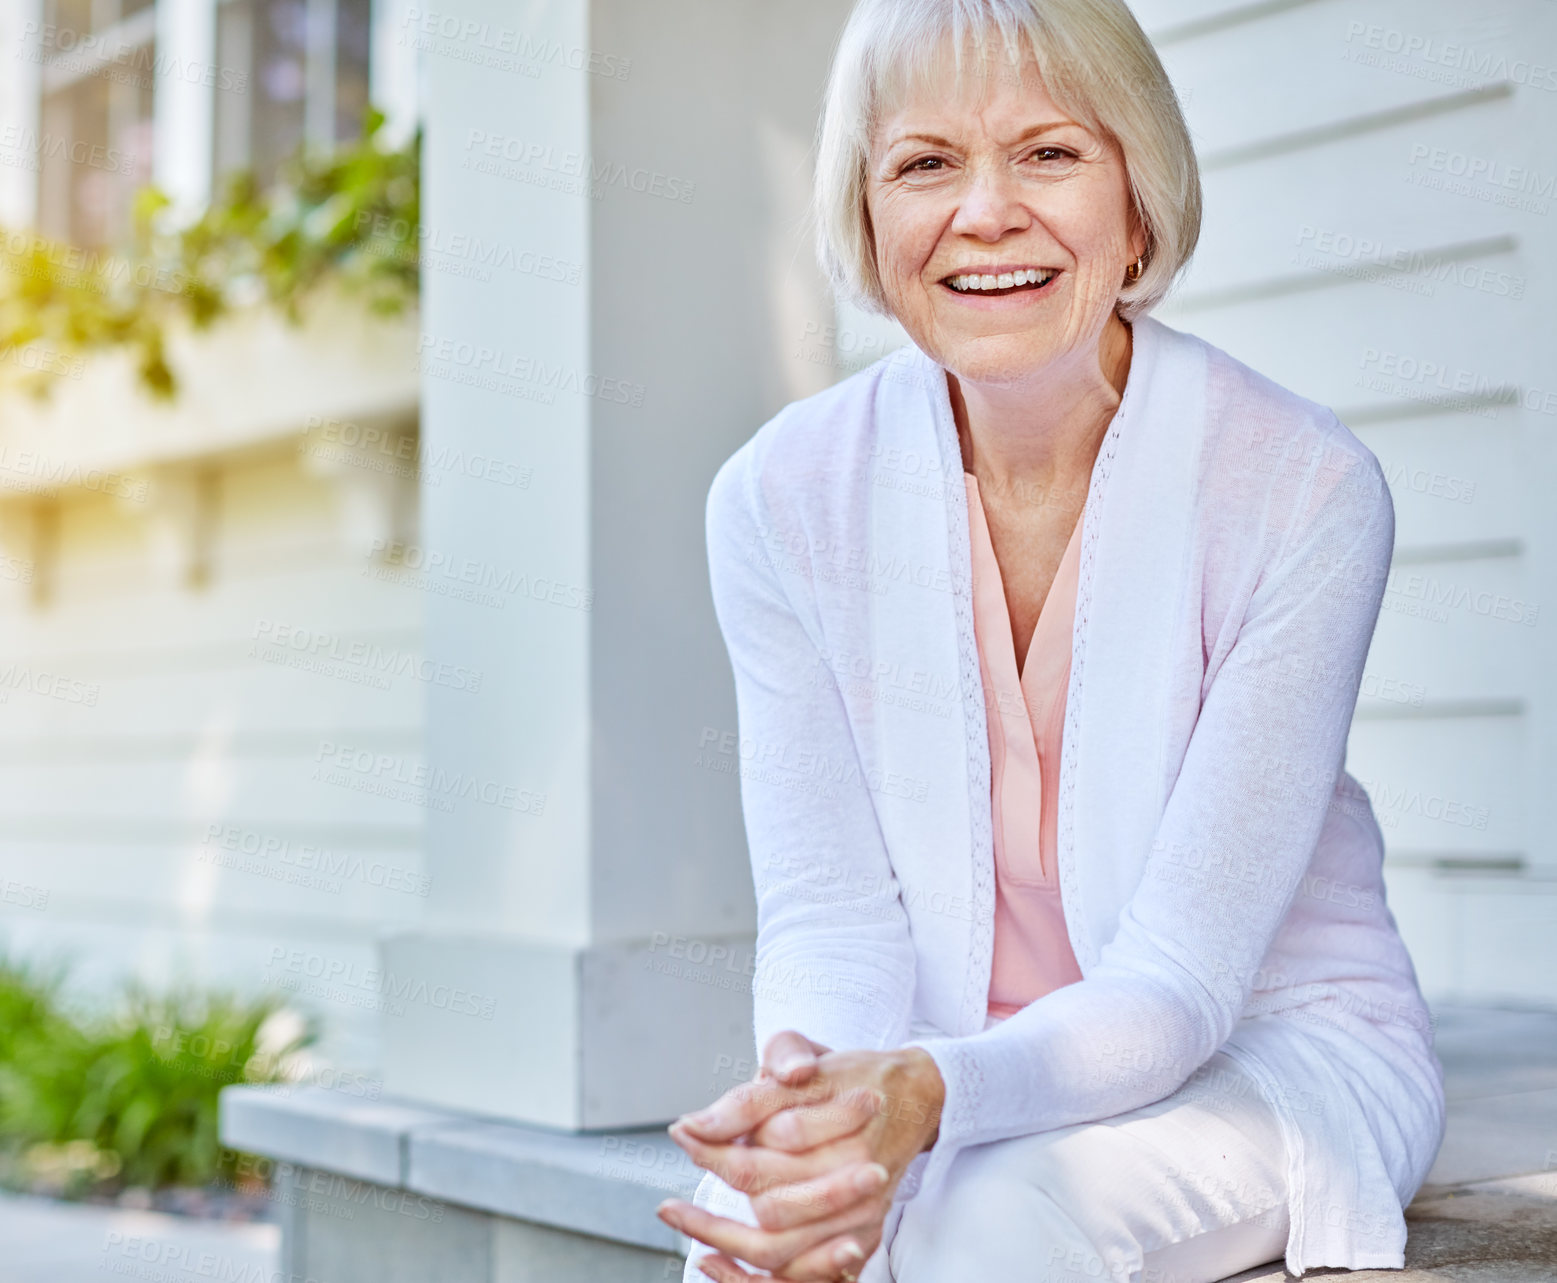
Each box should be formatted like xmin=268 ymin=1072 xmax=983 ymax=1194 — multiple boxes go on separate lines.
xmin=951 ymin=313 xmax=1133 ymax=498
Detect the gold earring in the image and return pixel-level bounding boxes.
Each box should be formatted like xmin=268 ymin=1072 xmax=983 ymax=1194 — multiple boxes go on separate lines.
xmin=1124 ymin=254 xmax=1145 ymax=284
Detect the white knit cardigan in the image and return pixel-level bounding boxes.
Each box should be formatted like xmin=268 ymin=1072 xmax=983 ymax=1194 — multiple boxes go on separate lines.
xmin=696 ymin=315 xmax=1445 ymax=1276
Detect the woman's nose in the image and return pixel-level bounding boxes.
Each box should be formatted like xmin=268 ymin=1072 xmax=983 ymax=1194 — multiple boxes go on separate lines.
xmin=950 ymin=166 xmax=1031 ymax=241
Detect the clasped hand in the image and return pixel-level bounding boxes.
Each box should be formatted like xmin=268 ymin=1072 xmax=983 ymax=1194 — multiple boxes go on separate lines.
xmin=657 ymin=1032 xmax=945 ymax=1281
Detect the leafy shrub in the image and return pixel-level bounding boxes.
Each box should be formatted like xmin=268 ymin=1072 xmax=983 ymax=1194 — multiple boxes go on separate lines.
xmin=0 ymin=956 xmax=310 ymax=1196
xmin=0 ymin=107 xmax=420 ymax=399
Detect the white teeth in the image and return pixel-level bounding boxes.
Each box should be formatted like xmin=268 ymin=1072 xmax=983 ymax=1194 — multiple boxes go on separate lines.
xmin=949 ymin=269 xmax=1054 ymax=292
xmin=940 ymin=269 xmax=1052 ymax=291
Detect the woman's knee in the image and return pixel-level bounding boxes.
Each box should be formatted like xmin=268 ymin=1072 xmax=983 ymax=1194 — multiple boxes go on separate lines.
xmin=890 ymin=1139 xmax=1124 ymax=1283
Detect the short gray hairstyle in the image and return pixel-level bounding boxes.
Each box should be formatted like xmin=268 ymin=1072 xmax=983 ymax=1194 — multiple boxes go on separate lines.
xmin=814 ymin=0 xmax=1201 ymax=321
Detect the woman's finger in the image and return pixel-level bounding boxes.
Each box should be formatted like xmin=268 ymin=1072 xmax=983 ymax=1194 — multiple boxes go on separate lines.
xmin=688 ymin=1251 xmax=758 ymax=1282
xmin=674 ymin=1073 xmax=817 ymax=1142
xmin=750 ymin=1084 xmax=883 ymax=1152
xmin=668 ymin=1123 xmax=846 ymax=1200
xmin=656 ymin=1194 xmax=877 ymax=1277
xmin=749 ymin=1159 xmax=890 ymax=1232
xmin=761 ymin=1030 xmax=830 ymax=1086
xmin=770 ymin=1227 xmax=883 ymax=1281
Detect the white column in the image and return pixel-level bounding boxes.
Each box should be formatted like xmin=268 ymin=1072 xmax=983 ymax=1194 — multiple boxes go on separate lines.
xmin=153 ymin=0 xmax=216 ymax=218
xmin=370 ymin=0 xmax=420 ymax=148
xmin=0 ymin=0 xmax=44 ymax=228
xmin=379 ymin=0 xmax=847 ymax=1128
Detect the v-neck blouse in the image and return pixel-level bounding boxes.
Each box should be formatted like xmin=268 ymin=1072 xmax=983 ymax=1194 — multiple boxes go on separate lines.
xmin=963 ymin=472 xmax=1085 ymax=1022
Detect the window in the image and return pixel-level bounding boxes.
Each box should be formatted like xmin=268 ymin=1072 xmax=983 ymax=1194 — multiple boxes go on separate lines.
xmin=36 ymin=1 xmax=156 ymax=248
xmin=213 ymin=0 xmax=373 ymax=190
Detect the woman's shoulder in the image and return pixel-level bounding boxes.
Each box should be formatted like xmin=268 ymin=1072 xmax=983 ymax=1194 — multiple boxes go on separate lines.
xmin=707 ymin=346 xmax=931 ymax=531
xmin=1149 ymin=318 xmax=1390 ymax=528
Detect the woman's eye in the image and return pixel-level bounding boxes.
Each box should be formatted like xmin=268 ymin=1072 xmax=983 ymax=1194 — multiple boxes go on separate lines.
xmin=904 ymin=156 xmax=944 ymax=174
xmin=1030 ymin=146 xmax=1075 ymax=163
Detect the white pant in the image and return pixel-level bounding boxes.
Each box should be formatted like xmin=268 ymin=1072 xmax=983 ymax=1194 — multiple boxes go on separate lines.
xmin=881 ymin=1050 xmax=1289 ymax=1283
xmin=686 ymin=1050 xmax=1290 ymax=1283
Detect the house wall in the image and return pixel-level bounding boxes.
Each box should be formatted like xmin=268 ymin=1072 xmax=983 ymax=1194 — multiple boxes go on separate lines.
xmin=1141 ymin=0 xmax=1557 ymax=1003
xmin=0 ymin=0 xmax=1550 ymax=1104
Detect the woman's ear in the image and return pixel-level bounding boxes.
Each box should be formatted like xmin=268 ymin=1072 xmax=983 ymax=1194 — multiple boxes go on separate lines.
xmin=1129 ymin=207 xmax=1149 ymax=266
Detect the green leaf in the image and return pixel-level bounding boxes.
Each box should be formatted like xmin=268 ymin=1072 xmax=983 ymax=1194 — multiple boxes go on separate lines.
xmin=0 ymin=112 xmax=421 ymax=399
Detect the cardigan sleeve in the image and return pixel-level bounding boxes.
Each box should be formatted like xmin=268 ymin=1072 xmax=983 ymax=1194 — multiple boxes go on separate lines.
xmin=906 ymin=434 xmax=1396 ymax=1201
xmin=705 ymin=442 xmax=919 ymax=1062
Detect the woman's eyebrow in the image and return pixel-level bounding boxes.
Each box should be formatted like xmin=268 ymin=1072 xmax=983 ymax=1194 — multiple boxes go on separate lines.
xmin=882 ymin=120 xmax=1082 ymax=151
xmin=1006 ymin=120 xmax=1084 ymax=144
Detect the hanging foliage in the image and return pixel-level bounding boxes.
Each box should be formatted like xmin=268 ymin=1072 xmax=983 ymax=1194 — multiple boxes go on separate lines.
xmin=0 ymin=108 xmax=420 ymax=400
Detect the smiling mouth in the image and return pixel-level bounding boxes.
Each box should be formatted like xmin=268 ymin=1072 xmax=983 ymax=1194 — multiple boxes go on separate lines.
xmin=942 ymin=268 xmax=1059 ymax=298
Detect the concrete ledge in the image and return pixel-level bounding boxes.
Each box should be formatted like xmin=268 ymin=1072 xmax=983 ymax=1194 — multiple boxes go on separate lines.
xmin=220 ymin=1009 xmax=1557 ymax=1282
xmin=219 ymin=1087 xmax=453 ymax=1188
xmin=410 ymin=1118 xmax=698 ymax=1251
xmin=1224 ymin=1171 xmax=1557 ymax=1282
xmin=220 ymin=1085 xmax=696 ymax=1255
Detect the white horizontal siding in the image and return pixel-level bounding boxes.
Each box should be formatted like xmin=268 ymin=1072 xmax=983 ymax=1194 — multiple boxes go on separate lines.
xmin=1150 ymin=0 xmax=1557 ymax=996
xmin=0 ymin=441 xmax=427 ymax=1069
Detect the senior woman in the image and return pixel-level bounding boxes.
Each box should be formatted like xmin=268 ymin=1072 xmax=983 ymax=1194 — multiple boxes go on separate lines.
xmin=658 ymin=1 xmax=1444 ymax=1280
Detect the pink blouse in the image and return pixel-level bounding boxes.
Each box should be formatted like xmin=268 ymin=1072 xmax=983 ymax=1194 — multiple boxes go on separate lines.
xmin=964 ymin=472 xmax=1085 ymax=1023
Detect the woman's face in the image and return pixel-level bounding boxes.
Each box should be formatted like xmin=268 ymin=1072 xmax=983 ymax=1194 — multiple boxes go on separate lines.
xmin=865 ymin=49 xmax=1146 ymax=387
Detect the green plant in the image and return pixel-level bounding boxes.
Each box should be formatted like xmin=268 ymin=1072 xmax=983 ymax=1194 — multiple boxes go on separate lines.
xmin=0 ymin=958 xmax=88 ymax=1133
xmin=0 ymin=956 xmax=311 ymax=1195
xmin=0 ymin=107 xmax=420 ymax=400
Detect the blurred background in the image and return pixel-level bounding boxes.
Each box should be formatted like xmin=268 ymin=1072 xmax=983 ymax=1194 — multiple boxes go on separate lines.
xmin=0 ymin=0 xmax=1552 ymax=1278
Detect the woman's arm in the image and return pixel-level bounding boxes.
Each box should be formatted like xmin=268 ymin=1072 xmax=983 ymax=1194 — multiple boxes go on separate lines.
xmin=704 ymin=437 xmax=919 ymax=1076
xmin=664 ymin=439 xmax=928 ymax=1276
xmin=907 ymin=434 xmax=1396 ymax=1200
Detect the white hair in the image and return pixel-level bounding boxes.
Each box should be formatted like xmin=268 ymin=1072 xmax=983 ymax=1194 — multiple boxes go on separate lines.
xmin=813 ymin=0 xmax=1201 ymax=321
